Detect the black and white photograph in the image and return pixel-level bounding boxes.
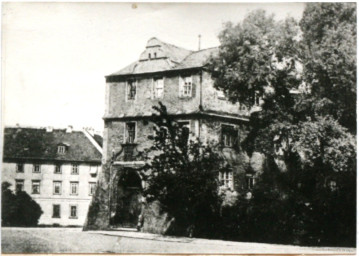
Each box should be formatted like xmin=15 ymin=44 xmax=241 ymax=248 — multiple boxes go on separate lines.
xmin=1 ymin=2 xmax=357 ymax=254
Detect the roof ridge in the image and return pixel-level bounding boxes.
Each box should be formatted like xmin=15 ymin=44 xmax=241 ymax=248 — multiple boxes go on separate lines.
xmin=152 ymin=37 xmax=193 ymax=52
xmin=193 ymin=46 xmax=219 ymax=53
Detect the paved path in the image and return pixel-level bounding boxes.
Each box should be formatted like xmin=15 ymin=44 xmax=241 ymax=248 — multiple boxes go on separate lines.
xmin=1 ymin=227 xmax=356 ymax=254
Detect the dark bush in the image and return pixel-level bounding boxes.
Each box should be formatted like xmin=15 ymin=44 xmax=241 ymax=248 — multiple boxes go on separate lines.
xmin=2 ymin=182 xmax=43 ymax=227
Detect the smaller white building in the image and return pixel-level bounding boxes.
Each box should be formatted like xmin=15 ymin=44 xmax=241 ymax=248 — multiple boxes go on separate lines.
xmin=2 ymin=126 xmax=102 ymax=226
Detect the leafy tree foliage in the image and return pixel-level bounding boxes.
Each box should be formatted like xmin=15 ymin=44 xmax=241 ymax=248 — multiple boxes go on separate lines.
xmin=208 ymin=5 xmax=356 ymax=246
xmin=2 ymin=182 xmax=43 ymax=227
xmin=141 ymin=103 xmax=225 ymax=237
xmin=300 ymin=3 xmax=356 ymax=132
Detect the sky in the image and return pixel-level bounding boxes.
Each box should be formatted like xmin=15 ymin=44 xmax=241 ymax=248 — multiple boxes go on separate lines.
xmin=2 ymin=2 xmax=305 ymax=132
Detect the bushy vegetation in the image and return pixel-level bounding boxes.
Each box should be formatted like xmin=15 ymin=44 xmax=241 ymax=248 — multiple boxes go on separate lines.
xmin=2 ymin=182 xmax=43 ymax=227
xmin=141 ymin=103 xmax=225 ymax=238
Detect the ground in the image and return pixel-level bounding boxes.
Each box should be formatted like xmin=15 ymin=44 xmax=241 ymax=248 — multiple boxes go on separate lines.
xmin=1 ymin=227 xmax=356 ymax=254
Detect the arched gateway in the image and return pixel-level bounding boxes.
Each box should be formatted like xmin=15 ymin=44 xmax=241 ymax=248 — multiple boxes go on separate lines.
xmin=110 ymin=168 xmax=143 ymax=228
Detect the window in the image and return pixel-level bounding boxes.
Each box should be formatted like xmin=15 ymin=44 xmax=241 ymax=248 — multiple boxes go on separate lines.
xmin=148 ymin=53 xmax=151 ymax=59
xmin=178 ymin=121 xmax=190 ymax=142
xmin=16 ymin=163 xmax=24 ymax=173
xmin=154 ymin=52 xmax=157 ymax=58
xmin=58 ymin=145 xmax=66 ymax=154
xmin=126 ymin=80 xmax=136 ymax=100
xmin=153 ymin=78 xmax=164 ymax=99
xmin=53 ymin=181 xmax=62 ymax=195
xmin=15 ymin=179 xmax=24 ymax=192
xmin=221 ymin=125 xmax=238 ymax=148
xmin=33 ymin=164 xmax=41 ymax=173
xmin=246 ymin=175 xmax=255 ymax=190
xmin=52 ymin=204 xmax=61 ymax=218
xmin=89 ymin=182 xmax=96 ymax=196
xmin=70 ymin=205 xmax=78 ymax=218
xmin=179 ymin=76 xmax=192 ymax=97
xmin=32 ymin=180 xmax=40 ymax=194
xmin=125 ymin=122 xmax=136 ymax=143
xmin=219 ymin=170 xmax=234 ymax=190
xmin=90 ymin=165 xmax=98 ymax=177
xmin=70 ymin=182 xmax=79 ymax=196
xmin=254 ymin=91 xmax=261 ymax=106
xmin=71 ymin=164 xmax=79 ymax=175
xmin=54 ymin=164 xmax=62 ymax=174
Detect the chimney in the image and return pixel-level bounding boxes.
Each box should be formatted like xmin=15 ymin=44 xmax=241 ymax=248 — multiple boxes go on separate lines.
xmin=46 ymin=126 xmax=53 ymax=132
xmin=66 ymin=125 xmax=73 ymax=133
xmin=198 ymin=34 xmax=201 ymax=51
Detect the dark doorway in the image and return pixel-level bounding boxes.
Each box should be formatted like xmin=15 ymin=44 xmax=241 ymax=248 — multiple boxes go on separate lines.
xmin=112 ymin=169 xmax=142 ymax=228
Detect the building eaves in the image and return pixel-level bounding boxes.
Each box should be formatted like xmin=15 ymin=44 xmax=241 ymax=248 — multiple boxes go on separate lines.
xmin=3 ymin=127 xmax=103 ymax=163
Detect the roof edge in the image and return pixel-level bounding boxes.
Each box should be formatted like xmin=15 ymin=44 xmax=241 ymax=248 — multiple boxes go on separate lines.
xmin=82 ymin=130 xmax=103 ymax=154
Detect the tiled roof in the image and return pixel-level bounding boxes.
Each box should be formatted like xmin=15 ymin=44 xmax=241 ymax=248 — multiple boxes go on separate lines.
xmin=174 ymin=47 xmax=219 ymax=70
xmin=3 ymin=127 xmax=102 ymax=163
xmin=108 ymin=38 xmax=218 ymax=77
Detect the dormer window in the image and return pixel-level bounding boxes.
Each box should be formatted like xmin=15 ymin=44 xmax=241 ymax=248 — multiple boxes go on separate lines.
xmin=58 ymin=145 xmax=66 ymax=154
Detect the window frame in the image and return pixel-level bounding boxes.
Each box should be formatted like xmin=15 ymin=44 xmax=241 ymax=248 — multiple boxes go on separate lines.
xmin=33 ymin=164 xmax=41 ymax=173
xmin=52 ymin=204 xmax=61 ymax=218
xmin=31 ymin=180 xmax=40 ymax=194
xmin=246 ymin=174 xmax=256 ymax=190
xmin=152 ymin=77 xmax=164 ymax=99
xmin=179 ymin=76 xmax=193 ymax=98
xmin=89 ymin=182 xmax=96 ymax=196
xmin=254 ymin=90 xmax=261 ymax=106
xmin=57 ymin=145 xmax=66 ymax=154
xmin=15 ymin=179 xmax=24 ymax=192
xmin=71 ymin=164 xmax=79 ymax=175
xmin=69 ymin=205 xmax=78 ymax=219
xmin=124 ymin=122 xmax=137 ymax=144
xmin=219 ymin=170 xmax=234 ymax=190
xmin=126 ymin=80 xmax=137 ymax=101
xmin=70 ymin=182 xmax=79 ymax=196
xmin=53 ymin=181 xmax=62 ymax=195
xmin=16 ymin=163 xmax=24 ymax=173
xmin=54 ymin=164 xmax=62 ymax=174
xmin=221 ymin=124 xmax=238 ymax=148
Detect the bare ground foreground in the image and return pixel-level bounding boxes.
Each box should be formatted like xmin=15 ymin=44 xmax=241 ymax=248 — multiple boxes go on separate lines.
xmin=1 ymin=227 xmax=356 ymax=254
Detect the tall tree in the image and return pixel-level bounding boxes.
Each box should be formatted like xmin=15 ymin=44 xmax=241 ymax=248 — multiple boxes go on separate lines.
xmin=300 ymin=3 xmax=356 ymax=133
xmin=208 ymin=6 xmax=356 ymax=246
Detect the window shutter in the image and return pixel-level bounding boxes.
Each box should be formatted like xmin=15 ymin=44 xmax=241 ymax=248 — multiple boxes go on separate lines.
xmin=159 ymin=79 xmax=164 ymax=98
xmin=191 ymin=76 xmax=196 ymax=97
xmin=152 ymin=79 xmax=155 ymax=99
xmin=179 ymin=76 xmax=184 ymax=97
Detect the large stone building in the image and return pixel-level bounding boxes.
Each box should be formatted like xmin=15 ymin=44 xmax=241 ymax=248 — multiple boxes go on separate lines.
xmin=2 ymin=126 xmax=102 ymax=226
xmin=86 ymin=37 xmax=263 ymax=231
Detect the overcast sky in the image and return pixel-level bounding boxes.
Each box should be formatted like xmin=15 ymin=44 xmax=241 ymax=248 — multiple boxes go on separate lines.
xmin=2 ymin=2 xmax=305 ymax=131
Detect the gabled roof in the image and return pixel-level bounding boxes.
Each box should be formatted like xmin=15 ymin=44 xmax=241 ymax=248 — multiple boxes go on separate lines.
xmin=3 ymin=127 xmax=102 ymax=163
xmin=108 ymin=37 xmax=218 ymax=77
xmin=174 ymin=47 xmax=219 ymax=70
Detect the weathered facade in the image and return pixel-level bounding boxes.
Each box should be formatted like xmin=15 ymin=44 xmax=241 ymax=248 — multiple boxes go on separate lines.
xmin=2 ymin=126 xmax=102 ymax=226
xmin=85 ymin=38 xmax=262 ymax=231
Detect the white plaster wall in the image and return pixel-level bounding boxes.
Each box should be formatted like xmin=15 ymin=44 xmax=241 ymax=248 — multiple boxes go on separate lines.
xmin=2 ymin=162 xmax=100 ymax=226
